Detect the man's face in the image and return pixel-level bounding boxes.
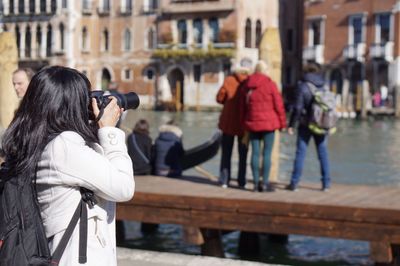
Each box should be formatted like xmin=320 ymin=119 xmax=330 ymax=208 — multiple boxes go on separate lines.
xmin=12 ymin=71 xmax=30 ymax=98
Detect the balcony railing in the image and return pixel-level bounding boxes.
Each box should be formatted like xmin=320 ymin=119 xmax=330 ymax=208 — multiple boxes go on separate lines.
xmin=161 ymin=0 xmax=234 ymax=14
xmin=97 ymin=7 xmax=111 ymax=16
xmin=119 ymin=6 xmax=132 ymax=15
xmin=343 ymin=43 xmax=366 ymax=62
xmin=370 ymin=42 xmax=394 ymax=62
xmin=303 ymin=44 xmax=324 ymax=64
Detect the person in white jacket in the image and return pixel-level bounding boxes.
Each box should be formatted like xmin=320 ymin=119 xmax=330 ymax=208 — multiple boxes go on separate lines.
xmin=1 ymin=66 xmax=135 ymax=266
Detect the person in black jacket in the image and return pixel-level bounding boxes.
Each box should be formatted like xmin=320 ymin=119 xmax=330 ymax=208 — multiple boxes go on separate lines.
xmin=127 ymin=119 xmax=152 ymax=175
xmin=287 ymin=63 xmax=331 ymax=192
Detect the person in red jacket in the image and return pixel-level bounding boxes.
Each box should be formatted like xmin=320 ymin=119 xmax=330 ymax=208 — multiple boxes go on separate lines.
xmin=240 ymin=60 xmax=286 ymax=192
xmin=216 ymin=59 xmax=252 ymax=188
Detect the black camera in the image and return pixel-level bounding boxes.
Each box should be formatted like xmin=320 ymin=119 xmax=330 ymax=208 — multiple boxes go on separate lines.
xmin=91 ymin=90 xmax=140 ymax=110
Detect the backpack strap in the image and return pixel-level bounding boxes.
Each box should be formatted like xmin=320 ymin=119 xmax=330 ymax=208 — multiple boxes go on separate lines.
xmin=51 ymin=188 xmax=96 ymax=265
xmin=305 ymin=81 xmax=319 ymax=95
xmin=130 ymin=134 xmax=150 ymax=164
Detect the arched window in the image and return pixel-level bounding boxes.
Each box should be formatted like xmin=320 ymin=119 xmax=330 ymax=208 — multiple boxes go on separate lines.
xmin=46 ymin=24 xmax=52 ymax=56
xmin=193 ymin=18 xmax=203 ymax=45
xmin=25 ymin=26 xmax=31 ymax=57
xmin=245 ymin=18 xmax=252 ymax=48
xmin=59 ymin=23 xmax=64 ymax=50
xmin=177 ymin=20 xmax=187 ymax=45
xmin=29 ymin=0 xmax=35 ymax=13
xmin=255 ymin=20 xmax=262 ymax=48
xmin=147 ymin=27 xmax=155 ymax=49
xmin=103 ymin=29 xmax=109 ymax=51
xmin=208 ymin=18 xmax=219 ymax=43
xmin=18 ymin=0 xmax=24 ymax=13
xmin=51 ymin=0 xmax=56 ymax=12
xmin=123 ymin=29 xmax=131 ymax=51
xmin=40 ymin=0 xmax=46 ymax=13
xmin=9 ymin=0 xmax=14 ymax=14
xmin=15 ymin=25 xmax=20 ymax=57
xmin=82 ymin=27 xmax=88 ymax=50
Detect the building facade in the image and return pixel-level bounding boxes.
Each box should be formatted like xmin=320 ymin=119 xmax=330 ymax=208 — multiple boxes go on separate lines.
xmin=301 ymin=0 xmax=400 ymax=116
xmin=0 ymin=0 xmax=279 ymax=110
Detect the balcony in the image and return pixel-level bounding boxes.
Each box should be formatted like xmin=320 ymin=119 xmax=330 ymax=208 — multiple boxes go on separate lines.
xmin=303 ymin=45 xmax=324 ymax=64
xmin=97 ymin=7 xmax=111 ymax=16
xmin=119 ymin=6 xmax=132 ymax=15
xmin=343 ymin=43 xmax=366 ymax=62
xmin=370 ymin=42 xmax=394 ymax=62
xmin=161 ymin=0 xmax=234 ymax=14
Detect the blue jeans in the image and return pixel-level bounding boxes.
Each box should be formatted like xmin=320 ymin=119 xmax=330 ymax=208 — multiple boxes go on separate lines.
xmin=290 ymin=126 xmax=331 ymax=188
xmin=219 ymin=134 xmax=248 ymax=186
xmin=250 ymin=131 xmax=275 ymax=186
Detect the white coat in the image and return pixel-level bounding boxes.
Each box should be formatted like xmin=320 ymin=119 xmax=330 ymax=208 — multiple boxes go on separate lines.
xmin=36 ymin=127 xmax=135 ymax=266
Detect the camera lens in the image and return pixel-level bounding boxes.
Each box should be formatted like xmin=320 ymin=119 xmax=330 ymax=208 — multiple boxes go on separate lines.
xmin=113 ymin=92 xmax=140 ymax=110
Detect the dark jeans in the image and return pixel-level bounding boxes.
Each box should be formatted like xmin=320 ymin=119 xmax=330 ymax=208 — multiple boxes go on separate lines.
xmin=290 ymin=126 xmax=331 ymax=188
xmin=219 ymin=134 xmax=248 ymax=187
xmin=249 ymin=131 xmax=275 ymax=186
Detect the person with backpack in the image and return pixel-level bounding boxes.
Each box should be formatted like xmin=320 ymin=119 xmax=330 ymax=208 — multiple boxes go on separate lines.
xmin=127 ymin=119 xmax=153 ymax=175
xmin=216 ymin=58 xmax=252 ymax=189
xmin=287 ymin=63 xmax=333 ymax=192
xmin=0 ymin=66 xmax=134 ymax=265
xmin=240 ymin=60 xmax=286 ymax=192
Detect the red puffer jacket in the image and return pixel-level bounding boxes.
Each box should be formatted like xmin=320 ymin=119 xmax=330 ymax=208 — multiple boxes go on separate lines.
xmin=240 ymin=73 xmax=286 ymax=132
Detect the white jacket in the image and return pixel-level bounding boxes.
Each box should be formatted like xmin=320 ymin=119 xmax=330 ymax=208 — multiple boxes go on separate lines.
xmin=36 ymin=127 xmax=134 ymax=266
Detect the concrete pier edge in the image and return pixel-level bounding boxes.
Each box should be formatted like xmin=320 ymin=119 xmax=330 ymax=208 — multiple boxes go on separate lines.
xmin=116 ymin=247 xmax=286 ymax=266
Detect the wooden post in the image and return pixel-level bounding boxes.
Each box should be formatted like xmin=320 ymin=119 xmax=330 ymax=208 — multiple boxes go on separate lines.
xmin=0 ymin=32 xmax=19 ymax=129
xmin=370 ymin=242 xmax=392 ymax=264
xmin=196 ymin=82 xmax=200 ymax=112
xmin=259 ymin=26 xmax=282 ymax=182
xmin=200 ymin=229 xmax=224 ymax=258
xmin=175 ymin=81 xmax=181 ymax=112
xmin=238 ymin=232 xmax=259 ymax=257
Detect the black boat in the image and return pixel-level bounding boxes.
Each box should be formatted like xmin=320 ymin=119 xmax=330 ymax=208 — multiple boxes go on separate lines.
xmin=181 ymin=130 xmax=222 ymax=170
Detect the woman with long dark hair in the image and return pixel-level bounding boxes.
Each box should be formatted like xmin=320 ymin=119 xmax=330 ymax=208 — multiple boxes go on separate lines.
xmin=2 ymin=66 xmax=134 ymax=265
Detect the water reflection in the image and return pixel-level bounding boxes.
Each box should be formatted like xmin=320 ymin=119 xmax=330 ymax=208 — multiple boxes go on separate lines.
xmin=121 ymin=110 xmax=399 ymax=265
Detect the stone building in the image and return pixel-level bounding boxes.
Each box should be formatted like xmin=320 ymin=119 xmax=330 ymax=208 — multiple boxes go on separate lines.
xmin=301 ymin=0 xmax=400 ymax=116
xmin=0 ymin=0 xmax=279 ymax=110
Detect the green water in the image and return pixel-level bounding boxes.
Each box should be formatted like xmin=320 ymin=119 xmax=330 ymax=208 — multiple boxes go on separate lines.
xmin=119 ymin=110 xmax=399 ymax=266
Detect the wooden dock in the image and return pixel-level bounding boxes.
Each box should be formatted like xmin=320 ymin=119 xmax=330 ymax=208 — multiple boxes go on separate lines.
xmin=117 ymin=175 xmax=400 ymax=264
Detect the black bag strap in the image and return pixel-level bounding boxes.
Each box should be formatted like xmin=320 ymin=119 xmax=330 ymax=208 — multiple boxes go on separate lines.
xmin=131 ymin=134 xmax=150 ymax=164
xmin=51 ymin=188 xmax=96 ymax=265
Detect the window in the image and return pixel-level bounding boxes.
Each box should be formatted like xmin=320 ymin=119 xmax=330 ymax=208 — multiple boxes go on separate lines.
xmin=147 ymin=27 xmax=156 ymax=49
xmin=82 ymin=27 xmax=88 ymax=51
xmin=208 ymin=18 xmax=219 ymax=43
xmin=122 ymin=68 xmax=132 ymax=81
xmin=62 ymin=0 xmax=67 ymax=8
xmin=193 ymin=19 xmax=203 ymax=45
xmin=36 ymin=25 xmax=41 ymax=55
xmin=350 ymin=16 xmax=363 ymax=44
xmin=193 ymin=64 xmax=201 ymax=83
xmin=146 ymin=69 xmax=154 ymax=80
xmin=29 ymin=0 xmax=35 ymax=13
xmin=255 ymin=20 xmax=262 ymax=48
xmin=245 ymin=18 xmax=251 ymax=48
xmin=25 ymin=26 xmax=31 ymax=57
xmin=18 ymin=0 xmax=24 ymax=13
xmin=15 ymin=26 xmax=20 ymax=57
xmin=177 ymin=20 xmax=187 ymax=44
xmin=40 ymin=0 xmax=46 ymax=13
xmin=9 ymin=0 xmax=14 ymax=14
xmin=46 ymin=25 xmax=52 ymax=56
xmin=59 ymin=23 xmax=64 ymax=50
xmin=0 ymin=0 xmax=3 ymax=14
xmin=82 ymin=0 xmax=90 ymax=10
xmin=51 ymin=0 xmax=56 ymax=12
xmin=310 ymin=20 xmax=321 ymax=45
xmin=123 ymin=29 xmax=131 ymax=51
xmin=103 ymin=29 xmax=109 ymax=51
xmin=102 ymin=0 xmax=110 ymax=12
xmin=376 ymin=13 xmax=391 ymax=44
xmin=125 ymin=0 xmax=132 ymax=12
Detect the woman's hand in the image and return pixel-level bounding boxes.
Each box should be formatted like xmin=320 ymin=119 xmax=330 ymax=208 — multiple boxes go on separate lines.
xmin=91 ymin=97 xmax=124 ymax=128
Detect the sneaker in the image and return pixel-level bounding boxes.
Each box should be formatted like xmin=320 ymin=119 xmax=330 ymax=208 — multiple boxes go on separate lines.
xmin=322 ymin=186 xmax=330 ymax=192
xmin=257 ymin=182 xmax=264 ymax=192
xmin=221 ymin=184 xmax=228 ymax=189
xmin=265 ymin=184 xmax=276 ymax=192
xmin=285 ymin=183 xmax=298 ymax=192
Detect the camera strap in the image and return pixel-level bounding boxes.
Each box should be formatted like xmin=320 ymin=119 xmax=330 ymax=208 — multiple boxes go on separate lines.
xmin=94 ymin=100 xmax=109 ymax=123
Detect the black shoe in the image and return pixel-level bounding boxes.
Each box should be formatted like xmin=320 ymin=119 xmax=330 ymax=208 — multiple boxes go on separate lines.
xmin=265 ymin=184 xmax=276 ymax=192
xmin=286 ymin=183 xmax=298 ymax=192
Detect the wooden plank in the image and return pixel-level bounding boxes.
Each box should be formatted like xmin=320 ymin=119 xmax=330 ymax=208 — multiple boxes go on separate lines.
xmin=117 ymin=205 xmax=400 ymax=243
xmin=370 ymin=242 xmax=392 ymax=263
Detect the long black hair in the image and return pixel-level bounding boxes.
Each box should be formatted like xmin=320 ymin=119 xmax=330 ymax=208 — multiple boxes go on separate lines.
xmin=2 ymin=66 xmax=98 ymax=177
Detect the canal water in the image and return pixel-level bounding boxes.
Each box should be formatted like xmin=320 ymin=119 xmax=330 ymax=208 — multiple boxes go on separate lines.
xmin=120 ymin=110 xmax=400 ymax=266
